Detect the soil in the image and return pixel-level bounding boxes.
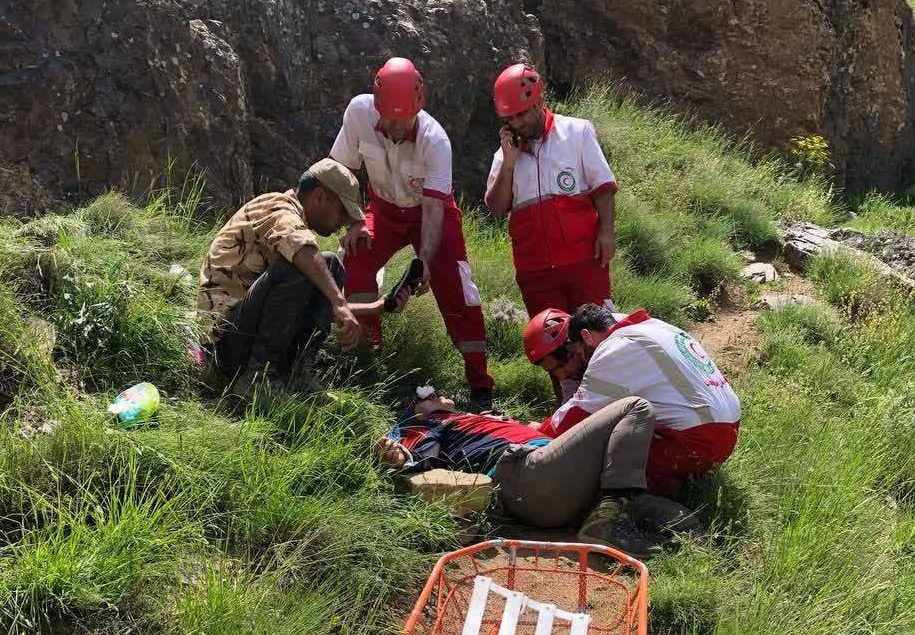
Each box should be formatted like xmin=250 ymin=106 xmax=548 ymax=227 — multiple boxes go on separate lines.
xmin=690 ymin=307 xmax=761 ymax=378
xmin=690 ymin=273 xmax=818 ymax=377
xmin=0 ymin=163 xmax=63 ymax=219
xmin=409 ymin=545 xmax=637 ymax=635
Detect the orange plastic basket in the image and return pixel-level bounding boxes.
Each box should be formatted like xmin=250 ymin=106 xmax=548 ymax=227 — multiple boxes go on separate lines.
xmin=401 ymin=539 xmax=648 ymax=635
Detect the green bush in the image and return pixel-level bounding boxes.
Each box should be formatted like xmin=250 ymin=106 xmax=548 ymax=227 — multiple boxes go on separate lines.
xmin=807 ymin=252 xmax=898 ymax=320
xmin=50 ymin=265 xmax=193 ymax=391
xmin=79 ymin=191 xmax=140 ymax=237
xmin=728 ymin=199 xmax=780 ymax=250
xmin=674 ymin=237 xmax=742 ymax=294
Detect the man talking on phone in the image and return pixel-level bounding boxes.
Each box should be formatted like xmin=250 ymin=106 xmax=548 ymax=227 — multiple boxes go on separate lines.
xmin=484 ymin=63 xmax=620 ymax=401
xmin=485 ymin=63 xmax=619 ymax=317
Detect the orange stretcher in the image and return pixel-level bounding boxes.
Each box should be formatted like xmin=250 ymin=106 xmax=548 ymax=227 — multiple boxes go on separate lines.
xmin=401 ymin=539 xmax=648 ymax=635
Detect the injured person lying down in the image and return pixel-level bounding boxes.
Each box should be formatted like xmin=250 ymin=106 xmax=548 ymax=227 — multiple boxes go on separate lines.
xmin=374 ymin=387 xmax=705 ymax=560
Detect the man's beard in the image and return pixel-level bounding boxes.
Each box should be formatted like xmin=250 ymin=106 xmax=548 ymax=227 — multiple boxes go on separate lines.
xmin=515 ymin=124 xmax=541 ymax=141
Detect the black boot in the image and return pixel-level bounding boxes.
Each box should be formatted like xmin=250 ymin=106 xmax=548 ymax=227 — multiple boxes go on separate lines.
xmin=469 ymin=387 xmax=493 ymax=413
xmin=229 ymin=353 xmax=289 ymax=414
xmin=287 ymin=342 xmax=326 ymax=395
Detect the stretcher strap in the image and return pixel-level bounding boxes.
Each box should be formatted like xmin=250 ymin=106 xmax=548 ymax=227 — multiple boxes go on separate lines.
xmin=461 ymin=576 xmax=590 ymax=635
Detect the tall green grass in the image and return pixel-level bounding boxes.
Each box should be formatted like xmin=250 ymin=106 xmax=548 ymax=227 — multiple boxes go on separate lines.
xmin=847 ymin=191 xmax=915 ymax=236
xmin=1 ymin=83 xmax=912 ymax=634
xmin=646 ymin=253 xmax=915 ymax=634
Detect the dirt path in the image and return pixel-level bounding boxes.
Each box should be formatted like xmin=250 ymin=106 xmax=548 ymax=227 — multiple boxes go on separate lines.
xmin=690 ymin=307 xmax=761 ymax=378
xmin=691 ymin=273 xmax=817 ymax=377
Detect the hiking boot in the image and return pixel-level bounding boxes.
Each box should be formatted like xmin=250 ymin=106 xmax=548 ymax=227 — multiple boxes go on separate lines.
xmin=229 ymin=362 xmax=289 ymax=413
xmin=630 ymin=493 xmax=701 ymax=535
xmin=287 ymin=347 xmax=326 ymax=395
xmin=577 ymin=496 xmax=663 ymax=560
xmin=197 ymin=352 xmax=231 ymax=396
xmin=469 ymin=387 xmax=493 ymax=413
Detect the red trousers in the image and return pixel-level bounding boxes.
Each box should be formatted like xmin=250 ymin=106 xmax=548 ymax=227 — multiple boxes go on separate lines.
xmin=343 ymin=197 xmax=493 ymax=390
xmin=646 ymin=422 xmax=740 ymax=497
xmin=517 ymin=259 xmax=612 ymax=400
xmin=516 ymin=259 xmax=612 ymax=318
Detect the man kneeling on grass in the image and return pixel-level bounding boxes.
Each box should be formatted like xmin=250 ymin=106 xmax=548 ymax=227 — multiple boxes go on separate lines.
xmin=523 ymin=303 xmax=742 ymax=544
xmin=374 ymin=388 xmax=696 ymax=559
xmin=198 ymin=158 xmax=410 ymax=408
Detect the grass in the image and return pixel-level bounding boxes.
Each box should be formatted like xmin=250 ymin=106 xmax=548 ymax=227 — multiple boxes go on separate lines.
xmin=642 ymin=255 xmax=915 ymax=634
xmin=847 ymin=191 xmax=915 ymax=236
xmin=0 ymin=83 xmax=913 ymax=633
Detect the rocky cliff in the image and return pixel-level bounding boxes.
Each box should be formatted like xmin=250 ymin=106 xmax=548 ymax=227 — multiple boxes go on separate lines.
xmin=2 ymin=0 xmax=914 ymax=215
xmin=535 ymin=0 xmax=915 ymax=194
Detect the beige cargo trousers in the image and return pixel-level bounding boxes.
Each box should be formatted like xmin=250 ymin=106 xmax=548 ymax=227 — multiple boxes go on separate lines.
xmin=493 ymin=397 xmax=656 ymax=527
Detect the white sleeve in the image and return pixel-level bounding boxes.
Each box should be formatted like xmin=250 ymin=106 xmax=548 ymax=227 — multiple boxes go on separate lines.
xmin=486 ymin=149 xmax=504 ymax=191
xmin=544 ymin=337 xmax=637 ymax=437
xmin=580 ymin=121 xmax=618 ymax=193
xmin=422 ymin=138 xmax=452 ymax=199
xmin=329 ymin=99 xmax=362 ymax=171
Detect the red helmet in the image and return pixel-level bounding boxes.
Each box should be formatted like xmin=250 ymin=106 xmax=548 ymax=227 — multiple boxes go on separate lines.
xmin=374 ymin=57 xmax=425 ymax=120
xmin=524 ymin=308 xmax=571 ymax=363
xmin=494 ymin=63 xmax=544 ymax=117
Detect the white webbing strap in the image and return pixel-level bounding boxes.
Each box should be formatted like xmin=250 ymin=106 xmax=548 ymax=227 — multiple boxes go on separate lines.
xmin=533 ymin=603 xmax=556 ymax=635
xmin=461 ymin=576 xmax=591 ymax=635
xmin=462 ymin=576 xmax=491 ymax=635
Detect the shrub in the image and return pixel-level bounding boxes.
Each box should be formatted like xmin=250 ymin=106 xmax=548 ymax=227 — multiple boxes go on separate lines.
xmin=728 ymin=199 xmax=780 ymax=250
xmin=807 ymin=252 xmax=898 ymax=321
xmin=79 ymin=192 xmax=139 ymax=237
xmin=674 ymin=237 xmax=742 ymax=294
xmin=50 ymin=266 xmax=192 ymax=391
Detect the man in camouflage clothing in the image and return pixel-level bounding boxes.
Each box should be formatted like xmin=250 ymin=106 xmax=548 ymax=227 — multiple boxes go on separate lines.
xmin=199 ymin=158 xmax=409 ymax=405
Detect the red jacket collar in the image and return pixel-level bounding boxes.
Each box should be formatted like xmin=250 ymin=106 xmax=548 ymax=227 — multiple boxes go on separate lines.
xmin=606 ymin=309 xmax=651 ymax=337
xmin=374 ymin=117 xmax=419 ymax=143
xmin=541 ymin=107 xmax=555 ymax=141
xmin=521 ymin=108 xmax=555 ymax=154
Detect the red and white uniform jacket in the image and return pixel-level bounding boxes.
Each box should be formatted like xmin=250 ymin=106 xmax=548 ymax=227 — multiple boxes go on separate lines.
xmin=542 ymin=310 xmax=742 ymax=438
xmin=486 ymin=110 xmax=619 ymax=274
xmin=330 ymin=94 xmax=453 ymax=210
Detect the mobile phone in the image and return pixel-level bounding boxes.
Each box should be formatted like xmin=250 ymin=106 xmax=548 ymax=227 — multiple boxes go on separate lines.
xmin=512 ymin=132 xmax=520 ymax=147
xmin=384 ymin=258 xmax=425 ymax=312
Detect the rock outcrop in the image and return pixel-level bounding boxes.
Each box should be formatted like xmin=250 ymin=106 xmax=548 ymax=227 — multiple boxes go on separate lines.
xmin=1 ymin=0 xmax=542 ymax=211
xmin=831 ymin=227 xmax=915 ymax=280
xmin=207 ymin=0 xmax=542 ymax=195
xmin=534 ymin=0 xmax=915 ymax=193
xmin=2 ymin=0 xmax=253 ymax=211
xmin=3 ymin=0 xmax=915 ymax=213
xmin=781 ymin=221 xmax=915 ymax=291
